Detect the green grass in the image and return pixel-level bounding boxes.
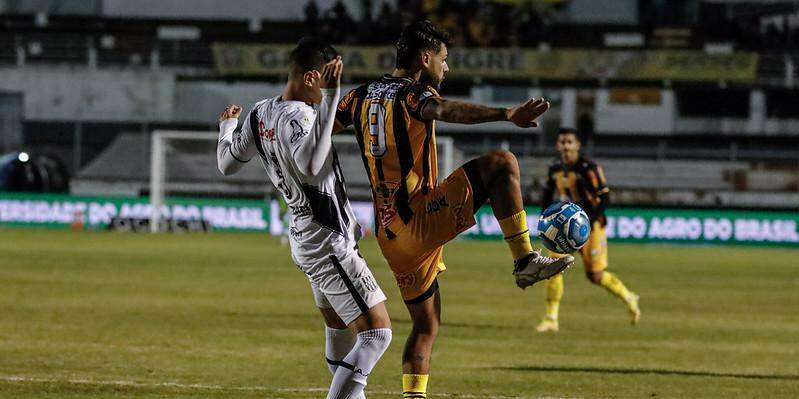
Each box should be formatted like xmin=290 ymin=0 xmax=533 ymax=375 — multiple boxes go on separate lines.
xmin=0 ymin=228 xmax=798 ymax=398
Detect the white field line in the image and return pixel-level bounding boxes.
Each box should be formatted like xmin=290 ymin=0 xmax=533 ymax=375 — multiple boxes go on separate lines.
xmin=0 ymin=375 xmax=569 ymax=399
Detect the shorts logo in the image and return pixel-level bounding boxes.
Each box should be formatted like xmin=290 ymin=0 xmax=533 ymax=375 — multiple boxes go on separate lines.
xmin=359 ymin=275 xmax=378 ymax=292
xmin=395 ymin=272 xmax=416 ymax=289
xmin=290 ymin=119 xmax=308 ymax=143
xmin=426 ymin=195 xmax=449 ymax=214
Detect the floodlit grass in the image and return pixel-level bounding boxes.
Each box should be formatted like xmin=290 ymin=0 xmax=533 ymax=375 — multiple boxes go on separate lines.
xmin=1 ymin=228 xmax=797 ymax=398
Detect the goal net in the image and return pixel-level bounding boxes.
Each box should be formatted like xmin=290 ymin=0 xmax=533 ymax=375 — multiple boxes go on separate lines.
xmin=149 ymin=130 xmax=461 ymax=233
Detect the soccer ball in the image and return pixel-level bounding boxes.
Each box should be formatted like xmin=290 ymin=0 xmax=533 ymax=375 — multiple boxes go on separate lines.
xmin=538 ymin=201 xmax=591 ymax=254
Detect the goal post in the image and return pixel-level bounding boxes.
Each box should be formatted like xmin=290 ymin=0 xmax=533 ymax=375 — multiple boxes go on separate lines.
xmin=149 ymin=130 xmax=461 ymax=233
xmin=149 ymin=130 xmax=217 ymax=232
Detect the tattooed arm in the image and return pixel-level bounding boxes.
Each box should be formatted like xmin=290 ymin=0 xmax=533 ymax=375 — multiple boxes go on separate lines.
xmin=420 ymin=97 xmax=550 ymax=128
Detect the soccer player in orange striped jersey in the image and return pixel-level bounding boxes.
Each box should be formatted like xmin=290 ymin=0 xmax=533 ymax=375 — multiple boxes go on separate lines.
xmin=334 ymin=20 xmax=574 ymax=398
xmin=534 ymin=128 xmax=640 ymax=333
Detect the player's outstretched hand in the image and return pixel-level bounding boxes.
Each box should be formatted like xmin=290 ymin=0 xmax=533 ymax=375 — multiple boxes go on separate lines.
xmin=219 ymin=104 xmax=242 ymax=123
xmin=320 ymin=56 xmax=343 ymax=89
xmin=506 ymin=98 xmax=550 ymax=128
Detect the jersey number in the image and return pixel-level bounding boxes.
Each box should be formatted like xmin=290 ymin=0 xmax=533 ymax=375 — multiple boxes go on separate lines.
xmin=368 ymin=102 xmax=387 ymax=157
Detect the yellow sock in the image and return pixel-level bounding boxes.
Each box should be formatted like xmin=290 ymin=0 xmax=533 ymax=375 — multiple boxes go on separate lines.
xmin=403 ymin=374 xmax=428 ymax=398
xmin=498 ymin=210 xmax=533 ymax=260
xmin=600 ymin=271 xmax=632 ymax=303
xmin=545 ymin=273 xmax=564 ymax=320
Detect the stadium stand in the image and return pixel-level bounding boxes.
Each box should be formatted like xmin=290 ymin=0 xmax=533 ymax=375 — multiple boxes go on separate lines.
xmin=2 ymin=0 xmax=799 ymax=210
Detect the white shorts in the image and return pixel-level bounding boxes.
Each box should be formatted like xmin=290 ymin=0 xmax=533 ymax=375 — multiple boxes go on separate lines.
xmin=303 ymin=250 xmax=387 ymax=326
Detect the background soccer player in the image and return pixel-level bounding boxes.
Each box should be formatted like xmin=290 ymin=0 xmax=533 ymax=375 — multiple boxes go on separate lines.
xmin=335 ymin=21 xmax=573 ymax=399
xmin=216 ymin=38 xmax=391 ymax=399
xmin=535 ymin=127 xmax=641 ymax=333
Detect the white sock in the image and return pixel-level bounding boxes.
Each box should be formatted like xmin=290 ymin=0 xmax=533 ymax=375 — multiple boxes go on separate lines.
xmin=326 ymin=328 xmax=392 ymax=399
xmin=325 ymin=327 xmax=366 ymax=399
xmin=325 ymin=326 xmax=357 ymax=376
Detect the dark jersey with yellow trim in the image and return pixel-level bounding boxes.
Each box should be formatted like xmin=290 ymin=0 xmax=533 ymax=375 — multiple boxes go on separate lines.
xmin=542 ymin=156 xmax=610 ymax=226
xmin=336 ymin=74 xmax=440 ymax=237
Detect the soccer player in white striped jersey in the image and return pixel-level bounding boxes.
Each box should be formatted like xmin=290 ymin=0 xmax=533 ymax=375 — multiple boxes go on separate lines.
xmin=216 ymin=37 xmax=391 ymax=399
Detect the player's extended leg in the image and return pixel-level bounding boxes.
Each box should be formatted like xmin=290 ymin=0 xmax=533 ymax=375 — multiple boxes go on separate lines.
xmin=583 ymin=223 xmax=640 ymax=325
xmin=587 ymin=270 xmax=640 ymax=325
xmin=535 ymin=273 xmax=564 ymax=332
xmin=401 ymin=290 xmax=440 ymax=399
xmin=469 ymin=151 xmax=574 ymax=287
xmin=324 ymin=302 xmax=392 ymax=399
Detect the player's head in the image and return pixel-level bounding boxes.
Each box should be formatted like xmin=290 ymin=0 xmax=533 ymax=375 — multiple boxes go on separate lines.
xmin=288 ymin=37 xmax=339 ymax=101
xmin=556 ymin=127 xmax=581 ymax=164
xmin=395 ymin=20 xmax=451 ymax=89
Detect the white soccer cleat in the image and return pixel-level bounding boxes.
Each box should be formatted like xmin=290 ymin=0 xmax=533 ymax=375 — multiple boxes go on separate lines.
xmin=513 ymin=251 xmax=574 ymax=289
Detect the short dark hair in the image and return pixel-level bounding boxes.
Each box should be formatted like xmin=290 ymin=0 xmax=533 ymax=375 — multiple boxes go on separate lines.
xmin=395 ymin=20 xmax=451 ymax=69
xmin=289 ymin=36 xmax=338 ymax=75
xmin=557 ymin=127 xmax=581 ymax=141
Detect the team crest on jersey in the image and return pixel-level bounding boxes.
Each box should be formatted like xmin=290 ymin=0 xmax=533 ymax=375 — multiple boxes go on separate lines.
xmin=375 ymin=182 xmax=400 ymax=227
xmin=289 ymin=119 xmax=308 ymax=143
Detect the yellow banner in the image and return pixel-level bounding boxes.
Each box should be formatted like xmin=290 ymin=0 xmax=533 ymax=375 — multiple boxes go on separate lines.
xmin=212 ymin=43 xmax=759 ymax=82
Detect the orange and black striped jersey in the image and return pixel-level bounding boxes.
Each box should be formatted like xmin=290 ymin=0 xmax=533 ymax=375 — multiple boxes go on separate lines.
xmin=336 ymin=75 xmax=440 ymax=235
xmin=542 ymin=156 xmax=610 ymax=226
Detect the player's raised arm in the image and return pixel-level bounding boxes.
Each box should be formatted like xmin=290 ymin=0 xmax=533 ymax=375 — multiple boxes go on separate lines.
xmin=333 ymin=88 xmax=356 ymax=133
xmin=216 ymin=104 xmax=256 ymax=176
xmin=293 ymin=56 xmax=343 ymax=176
xmin=420 ymin=96 xmax=551 ymax=128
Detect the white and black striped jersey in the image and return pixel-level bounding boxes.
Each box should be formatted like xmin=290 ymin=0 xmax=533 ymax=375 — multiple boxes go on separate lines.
xmin=217 ymin=88 xmax=361 ymax=266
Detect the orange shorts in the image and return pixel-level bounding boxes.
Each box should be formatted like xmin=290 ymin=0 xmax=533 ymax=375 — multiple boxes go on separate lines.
xmin=548 ymin=221 xmax=608 ymax=273
xmin=377 ymin=164 xmax=484 ymax=302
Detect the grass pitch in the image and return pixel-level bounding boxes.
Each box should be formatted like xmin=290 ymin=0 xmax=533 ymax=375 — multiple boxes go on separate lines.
xmin=0 ymin=228 xmax=797 ymax=398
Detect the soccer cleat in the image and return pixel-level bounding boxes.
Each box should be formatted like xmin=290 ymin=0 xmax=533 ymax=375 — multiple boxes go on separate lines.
xmin=513 ymin=251 xmax=574 ymax=289
xmin=627 ymin=293 xmax=641 ymax=325
xmin=535 ymin=317 xmax=559 ymax=333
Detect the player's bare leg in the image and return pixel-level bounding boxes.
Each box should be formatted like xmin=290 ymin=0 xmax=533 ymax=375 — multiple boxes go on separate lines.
xmin=320 ymin=303 xmax=392 ymax=399
xmin=587 ymin=271 xmax=640 ymax=325
xmin=401 ymin=291 xmax=440 ymax=398
xmin=471 ymin=150 xmax=574 ymax=288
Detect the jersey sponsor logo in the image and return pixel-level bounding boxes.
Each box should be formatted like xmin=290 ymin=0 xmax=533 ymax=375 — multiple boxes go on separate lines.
xmin=453 ymin=202 xmax=468 ymax=231
xmin=289 ymin=119 xmax=308 ymax=144
xmin=365 ymin=81 xmax=403 ymax=100
xmin=259 ymin=120 xmax=275 ymax=141
xmin=425 ymin=195 xmax=449 ymax=214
